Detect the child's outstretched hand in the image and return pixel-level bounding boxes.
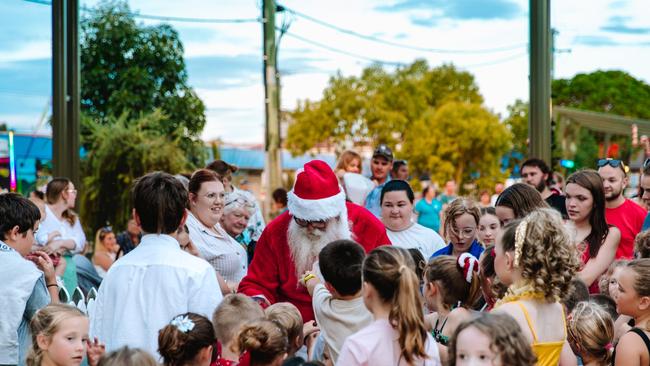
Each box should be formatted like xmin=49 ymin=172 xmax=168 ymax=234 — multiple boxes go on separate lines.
xmin=86 ymin=337 xmax=105 ymax=366
xmin=299 ymin=270 xmax=321 ymax=296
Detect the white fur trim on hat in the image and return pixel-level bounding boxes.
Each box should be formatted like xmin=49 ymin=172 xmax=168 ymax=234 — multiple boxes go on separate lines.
xmin=287 ymin=188 xmax=347 ymax=221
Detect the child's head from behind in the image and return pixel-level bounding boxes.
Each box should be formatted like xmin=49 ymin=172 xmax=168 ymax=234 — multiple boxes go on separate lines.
xmin=97 ymin=347 xmax=158 ymax=366
xmin=478 ymin=207 xmax=500 ymax=246
xmin=264 ymin=302 xmax=303 ymax=355
xmin=213 ymin=294 xmax=265 ymax=348
xmin=362 ymin=246 xmax=427 ymax=364
xmin=27 ymin=304 xmax=88 ymax=366
xmin=318 ymin=240 xmax=365 ymax=297
xmin=590 ymin=294 xmax=618 ymax=321
xmin=494 ymin=208 xmax=580 ymax=302
xmin=237 ymin=319 xmax=288 ymax=366
xmin=423 ymin=254 xmax=481 ymax=311
xmin=567 ymin=301 xmax=614 ymax=365
xmin=0 ymin=192 xmax=41 ymax=255
xmin=478 ymin=246 xmax=507 ymax=309
xmin=634 ymin=230 xmax=650 ymax=259
xmin=158 ymin=313 xmax=215 ymax=366
xmin=615 ymin=259 xmax=650 ymax=318
xmin=132 ymin=171 xmax=188 ymax=235
xmin=562 ymin=278 xmax=590 ymax=314
xmin=449 ymin=312 xmax=537 ymax=366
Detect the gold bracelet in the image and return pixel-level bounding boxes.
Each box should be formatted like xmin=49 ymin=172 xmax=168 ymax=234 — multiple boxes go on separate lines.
xmin=302 ymin=273 xmax=317 ymax=284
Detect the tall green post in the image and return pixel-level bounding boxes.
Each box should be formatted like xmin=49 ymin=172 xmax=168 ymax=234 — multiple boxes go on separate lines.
xmin=529 ymin=0 xmax=552 ymax=164
xmin=263 ymin=0 xmax=282 ymax=214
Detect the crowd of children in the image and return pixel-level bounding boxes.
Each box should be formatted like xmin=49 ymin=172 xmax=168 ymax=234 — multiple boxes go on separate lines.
xmin=5 ymin=157 xmax=650 ymax=366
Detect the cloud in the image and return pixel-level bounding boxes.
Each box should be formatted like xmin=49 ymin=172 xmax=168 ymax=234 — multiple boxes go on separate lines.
xmin=0 ymin=1 xmax=51 ymax=52
xmin=601 ymin=15 xmax=650 ymax=34
xmin=572 ymin=35 xmax=621 ymax=47
xmin=375 ymin=0 xmax=522 ymax=24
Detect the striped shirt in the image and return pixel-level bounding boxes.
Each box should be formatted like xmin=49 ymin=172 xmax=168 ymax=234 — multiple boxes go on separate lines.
xmin=185 ymin=211 xmax=247 ymax=283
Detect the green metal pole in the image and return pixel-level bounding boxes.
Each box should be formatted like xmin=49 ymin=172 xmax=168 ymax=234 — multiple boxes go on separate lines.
xmin=52 ymin=0 xmax=68 ymax=178
xmin=66 ymin=0 xmax=80 ymax=187
xmin=263 ymin=0 xmax=282 ymax=213
xmin=529 ymin=0 xmax=552 ymax=164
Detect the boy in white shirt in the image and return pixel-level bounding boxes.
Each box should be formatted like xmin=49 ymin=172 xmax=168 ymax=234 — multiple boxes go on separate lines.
xmin=90 ymin=172 xmax=223 ymax=358
xmin=300 ymin=239 xmax=373 ymax=364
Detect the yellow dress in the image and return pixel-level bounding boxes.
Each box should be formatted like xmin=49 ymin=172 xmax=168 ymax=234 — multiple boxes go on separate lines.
xmin=513 ymin=301 xmax=566 ymax=366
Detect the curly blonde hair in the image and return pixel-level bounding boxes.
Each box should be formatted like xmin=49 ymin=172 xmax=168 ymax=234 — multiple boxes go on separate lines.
xmin=500 ymin=208 xmax=580 ymax=302
xmin=567 ymin=301 xmax=614 ymax=365
xmin=448 ymin=313 xmax=537 ymax=366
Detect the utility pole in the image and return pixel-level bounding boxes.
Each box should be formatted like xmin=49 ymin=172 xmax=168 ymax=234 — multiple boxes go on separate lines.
xmin=52 ymin=0 xmax=80 ymax=186
xmin=529 ymin=0 xmax=552 ymax=164
xmin=263 ymin=0 xmax=282 ymax=216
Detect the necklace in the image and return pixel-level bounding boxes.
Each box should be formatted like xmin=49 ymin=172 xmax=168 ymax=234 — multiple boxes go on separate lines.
xmin=494 ymin=283 xmax=547 ymax=308
xmin=432 ymin=315 xmax=449 ymax=345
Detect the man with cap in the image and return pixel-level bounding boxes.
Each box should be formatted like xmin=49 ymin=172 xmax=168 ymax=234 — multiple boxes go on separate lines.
xmin=365 ymin=144 xmax=393 ymax=217
xmin=238 ymin=160 xmax=390 ymax=321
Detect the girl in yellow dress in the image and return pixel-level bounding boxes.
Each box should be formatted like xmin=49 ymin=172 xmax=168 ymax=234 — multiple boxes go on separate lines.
xmin=493 ymin=208 xmax=581 ymax=366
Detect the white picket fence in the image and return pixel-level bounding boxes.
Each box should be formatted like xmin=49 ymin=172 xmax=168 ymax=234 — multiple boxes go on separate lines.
xmin=59 ymin=286 xmax=98 ymax=315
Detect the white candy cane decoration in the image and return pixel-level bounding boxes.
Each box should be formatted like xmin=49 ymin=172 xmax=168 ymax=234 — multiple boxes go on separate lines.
xmin=458 ymin=252 xmax=479 ymax=283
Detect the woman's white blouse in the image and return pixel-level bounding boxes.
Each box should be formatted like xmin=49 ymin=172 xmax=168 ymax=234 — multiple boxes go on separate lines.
xmin=35 ymin=205 xmax=87 ymax=253
xmin=185 ymin=210 xmax=247 ymax=282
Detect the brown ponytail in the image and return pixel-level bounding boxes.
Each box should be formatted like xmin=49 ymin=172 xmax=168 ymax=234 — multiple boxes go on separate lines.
xmin=424 ymin=255 xmax=482 ymax=309
xmin=363 ymin=246 xmax=428 ymax=364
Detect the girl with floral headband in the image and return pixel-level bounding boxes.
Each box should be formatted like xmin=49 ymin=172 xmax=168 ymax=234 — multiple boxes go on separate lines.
xmin=493 ymin=208 xmax=581 ymax=366
xmin=158 ymin=312 xmax=216 ymax=366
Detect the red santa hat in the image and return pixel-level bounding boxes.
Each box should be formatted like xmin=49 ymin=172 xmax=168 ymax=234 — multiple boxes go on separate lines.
xmin=287 ymin=160 xmax=347 ymax=221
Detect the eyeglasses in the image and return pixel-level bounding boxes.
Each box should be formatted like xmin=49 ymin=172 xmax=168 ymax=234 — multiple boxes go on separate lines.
xmin=67 ymin=189 xmax=78 ymax=194
xmin=294 ymin=217 xmax=328 ymax=229
xmin=597 ymin=158 xmax=627 ymax=173
xmin=100 ymin=226 xmax=113 ymax=233
xmin=449 ymin=227 xmax=477 ymax=239
xmin=225 ymin=197 xmax=255 ymax=209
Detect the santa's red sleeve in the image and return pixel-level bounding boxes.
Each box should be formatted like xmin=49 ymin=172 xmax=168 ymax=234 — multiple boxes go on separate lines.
xmin=346 ymin=202 xmax=391 ymax=252
xmin=237 ymin=218 xmax=282 ymax=306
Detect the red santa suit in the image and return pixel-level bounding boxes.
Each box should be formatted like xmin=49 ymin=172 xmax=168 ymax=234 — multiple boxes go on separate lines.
xmin=238 ymin=160 xmax=390 ymax=322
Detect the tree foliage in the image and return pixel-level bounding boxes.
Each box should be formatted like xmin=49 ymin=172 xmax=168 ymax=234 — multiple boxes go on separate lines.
xmin=80 ymin=111 xmax=191 ymax=232
xmin=552 ymin=70 xmax=650 ymax=167
xmin=80 ymin=1 xmax=206 ymax=164
xmin=286 ymin=60 xmax=509 ymax=189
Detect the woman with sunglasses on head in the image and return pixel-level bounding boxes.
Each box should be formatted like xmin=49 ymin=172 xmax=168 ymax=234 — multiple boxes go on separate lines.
xmin=186 ymin=169 xmax=247 ymax=295
xmin=565 ymin=170 xmax=621 ymax=293
xmin=35 ymin=177 xmax=87 ymax=293
xmin=221 ymin=191 xmax=257 ymax=263
xmin=92 ymin=226 xmax=121 ymax=278
xmin=597 ymin=158 xmax=647 ymax=259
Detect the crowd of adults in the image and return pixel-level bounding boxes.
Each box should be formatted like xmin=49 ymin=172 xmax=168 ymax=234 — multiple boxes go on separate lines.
xmin=3 ymin=144 xmax=650 ymax=366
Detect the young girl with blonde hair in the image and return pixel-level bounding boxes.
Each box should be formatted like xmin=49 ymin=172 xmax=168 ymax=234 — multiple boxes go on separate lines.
xmin=613 ymin=259 xmax=650 ymax=365
xmin=493 ymin=208 xmax=580 ymax=366
xmin=335 ymin=150 xmax=363 ymax=176
xmin=91 ymin=227 xmax=120 ymax=278
xmin=448 ymin=312 xmax=537 ymax=366
xmin=338 ymin=246 xmax=441 ymax=365
xmin=27 ymin=303 xmax=104 ymax=366
xmin=567 ymin=301 xmax=615 ymax=366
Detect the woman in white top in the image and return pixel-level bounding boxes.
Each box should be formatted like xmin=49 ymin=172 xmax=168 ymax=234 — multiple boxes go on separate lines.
xmin=381 ymin=180 xmax=446 ymax=259
xmin=186 ymin=169 xmax=247 ymax=293
xmin=36 ymin=178 xmax=86 ymax=253
xmin=92 ymin=226 xmax=121 ymax=278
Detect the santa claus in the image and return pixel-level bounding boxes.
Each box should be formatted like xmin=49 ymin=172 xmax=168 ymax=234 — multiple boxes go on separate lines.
xmin=238 ymin=160 xmax=390 ymax=321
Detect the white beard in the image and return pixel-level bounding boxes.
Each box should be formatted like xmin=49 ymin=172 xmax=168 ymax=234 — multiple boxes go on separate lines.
xmin=287 ymin=215 xmax=352 ymax=278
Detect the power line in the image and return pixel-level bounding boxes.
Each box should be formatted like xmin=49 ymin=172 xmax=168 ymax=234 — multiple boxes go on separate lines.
xmin=22 ymin=0 xmax=260 ymax=23
xmin=462 ymin=51 xmax=528 ymax=68
xmin=283 ymin=5 xmax=527 ymax=54
xmin=280 ymin=29 xmax=405 ymax=67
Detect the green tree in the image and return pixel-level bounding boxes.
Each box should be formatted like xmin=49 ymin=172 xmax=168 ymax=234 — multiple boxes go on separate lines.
xmin=80 ymin=110 xmax=191 ymax=233
xmin=80 ymin=1 xmax=206 ymax=164
xmin=286 ymin=60 xmax=482 ymax=152
xmin=402 ymin=102 xmax=511 ymax=189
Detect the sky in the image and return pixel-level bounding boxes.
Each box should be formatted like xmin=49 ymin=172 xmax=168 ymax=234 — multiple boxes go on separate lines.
xmin=1 ymin=0 xmax=650 ymax=144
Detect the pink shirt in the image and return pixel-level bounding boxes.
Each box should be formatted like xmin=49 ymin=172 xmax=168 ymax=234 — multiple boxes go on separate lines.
xmin=605 ymin=199 xmax=646 ymax=259
xmin=337 ymin=319 xmax=441 ymax=366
